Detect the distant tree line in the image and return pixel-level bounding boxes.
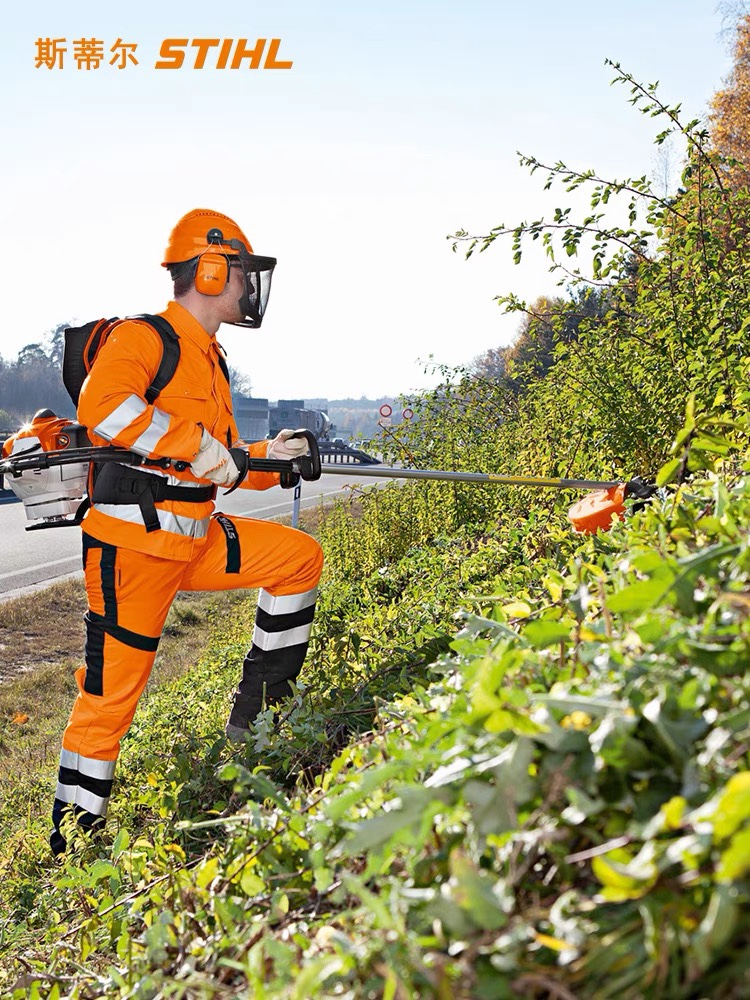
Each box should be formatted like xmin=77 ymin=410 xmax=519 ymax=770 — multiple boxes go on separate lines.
xmin=0 ymin=318 xmax=405 ymax=443
xmin=0 ymin=324 xmax=74 ymax=430
xmin=470 ymin=286 xmax=614 ymax=393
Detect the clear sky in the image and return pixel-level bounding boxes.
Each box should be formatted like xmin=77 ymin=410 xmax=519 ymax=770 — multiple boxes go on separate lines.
xmin=0 ymin=1 xmax=736 ymax=402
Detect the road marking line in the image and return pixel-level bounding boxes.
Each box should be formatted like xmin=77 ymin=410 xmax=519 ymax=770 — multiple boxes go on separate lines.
xmin=0 ymin=554 xmax=81 ymax=583
xmin=234 ymin=487 xmax=345 ymax=517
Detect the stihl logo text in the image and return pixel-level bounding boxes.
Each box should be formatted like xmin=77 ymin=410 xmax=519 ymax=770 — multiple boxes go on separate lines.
xmin=156 ymin=38 xmax=292 ymax=70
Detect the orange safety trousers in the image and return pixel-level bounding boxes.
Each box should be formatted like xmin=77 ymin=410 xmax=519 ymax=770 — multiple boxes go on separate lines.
xmin=51 ymin=513 xmax=323 ymax=853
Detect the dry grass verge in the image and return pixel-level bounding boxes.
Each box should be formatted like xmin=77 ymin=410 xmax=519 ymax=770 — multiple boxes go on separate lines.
xmin=0 ymin=577 xmax=88 ymax=683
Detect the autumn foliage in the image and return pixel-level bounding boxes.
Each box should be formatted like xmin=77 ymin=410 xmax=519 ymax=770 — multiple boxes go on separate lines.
xmin=710 ymin=14 xmax=750 ymax=188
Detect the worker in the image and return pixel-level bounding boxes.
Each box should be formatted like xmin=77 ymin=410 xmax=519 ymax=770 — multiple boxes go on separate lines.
xmin=51 ymin=208 xmax=324 ymax=856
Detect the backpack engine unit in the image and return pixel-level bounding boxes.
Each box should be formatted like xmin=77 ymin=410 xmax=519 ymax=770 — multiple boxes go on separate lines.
xmin=2 ymin=416 xmax=90 ymax=528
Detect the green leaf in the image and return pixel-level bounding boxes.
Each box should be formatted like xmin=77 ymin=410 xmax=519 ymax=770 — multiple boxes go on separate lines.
xmin=240 ymin=870 xmax=266 ymax=896
xmin=693 ymin=884 xmax=738 ymax=971
xmin=88 ymin=860 xmax=119 ymax=884
xmin=484 ymin=708 xmax=543 ymax=735
xmin=534 ymin=693 xmax=627 ymax=715
xmin=343 ymin=786 xmax=441 ymax=855
xmin=112 ymin=827 xmax=130 ymax=858
xmin=607 ymin=578 xmax=669 ymax=614
xmin=291 ymin=957 xmax=347 ymax=999
xmin=655 ymin=458 xmax=681 ymax=487
xmin=196 ymin=856 xmax=220 ymax=889
xmin=661 ymin=795 xmax=687 ymax=830
xmin=684 ymin=393 xmax=696 ymax=427
xmin=246 ymin=772 xmax=292 ymax=811
xmin=449 ymin=850 xmax=509 ymax=930
xmin=592 ymin=845 xmax=657 ymax=900
xmin=717 ymin=826 xmax=750 ymax=882
xmin=712 ymin=772 xmax=750 ymax=842
xmin=522 ymin=620 xmax=571 ymax=647
xmin=341 ymin=874 xmax=397 ymax=929
xmin=502 ymin=600 xmax=532 ymax=618
xmin=325 ymin=761 xmax=405 ymax=822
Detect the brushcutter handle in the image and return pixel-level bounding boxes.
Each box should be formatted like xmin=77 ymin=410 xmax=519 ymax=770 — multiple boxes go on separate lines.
xmin=275 ymin=430 xmax=321 ymax=489
xmin=289 ymin=430 xmax=321 ymax=482
xmin=0 ymin=446 xmax=156 ymax=476
xmin=220 ymin=431 xmax=321 ymax=494
xmin=222 ymin=448 xmax=250 ymax=495
xmin=166 ymin=433 xmax=322 ymax=482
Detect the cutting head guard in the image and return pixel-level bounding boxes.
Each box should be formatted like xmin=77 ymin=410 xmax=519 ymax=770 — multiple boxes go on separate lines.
xmin=162 ymin=208 xmax=276 ymax=328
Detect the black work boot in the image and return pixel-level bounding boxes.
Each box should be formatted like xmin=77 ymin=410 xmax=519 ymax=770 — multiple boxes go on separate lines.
xmin=225 ymin=683 xmax=266 ymax=742
xmin=225 ymin=672 xmax=297 ymax=742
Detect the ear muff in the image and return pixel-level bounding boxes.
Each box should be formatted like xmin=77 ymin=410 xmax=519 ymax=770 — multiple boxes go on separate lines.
xmin=195 ymin=252 xmax=230 ymax=295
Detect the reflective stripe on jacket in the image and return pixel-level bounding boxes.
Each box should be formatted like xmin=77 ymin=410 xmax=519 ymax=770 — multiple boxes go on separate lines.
xmin=78 ymin=300 xmax=279 ymax=560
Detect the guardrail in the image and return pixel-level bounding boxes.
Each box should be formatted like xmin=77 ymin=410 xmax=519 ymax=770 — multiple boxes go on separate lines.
xmin=318 ymin=441 xmax=380 ymax=465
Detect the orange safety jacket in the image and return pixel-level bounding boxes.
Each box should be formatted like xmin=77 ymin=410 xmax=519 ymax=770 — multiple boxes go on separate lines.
xmin=78 ymin=300 xmax=279 ymax=561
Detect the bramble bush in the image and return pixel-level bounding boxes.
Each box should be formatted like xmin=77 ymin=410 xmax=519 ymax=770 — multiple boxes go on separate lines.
xmin=3 ymin=441 xmax=750 ymax=998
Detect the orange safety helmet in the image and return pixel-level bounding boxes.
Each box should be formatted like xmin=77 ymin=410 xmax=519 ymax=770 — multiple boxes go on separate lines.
xmin=162 ymin=208 xmax=253 ymax=265
xmin=162 ymin=208 xmax=277 ymax=328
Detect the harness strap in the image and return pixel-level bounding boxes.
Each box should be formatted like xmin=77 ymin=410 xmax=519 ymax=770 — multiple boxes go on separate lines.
xmin=132 ymin=314 xmax=182 ymax=404
xmin=91 ymin=464 xmax=215 ymax=533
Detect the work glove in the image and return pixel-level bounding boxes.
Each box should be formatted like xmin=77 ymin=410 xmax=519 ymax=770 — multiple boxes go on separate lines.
xmin=267 ymin=428 xmax=310 ymax=460
xmin=190 ymin=428 xmax=240 ymax=487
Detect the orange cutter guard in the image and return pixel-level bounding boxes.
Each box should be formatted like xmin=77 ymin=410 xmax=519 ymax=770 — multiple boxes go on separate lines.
xmin=568 ymin=483 xmax=628 ymax=534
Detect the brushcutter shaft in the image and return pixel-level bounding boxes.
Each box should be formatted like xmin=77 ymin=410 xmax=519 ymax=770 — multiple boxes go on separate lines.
xmin=0 ymin=443 xmax=622 ymax=492
xmin=312 ymin=464 xmax=622 ymax=490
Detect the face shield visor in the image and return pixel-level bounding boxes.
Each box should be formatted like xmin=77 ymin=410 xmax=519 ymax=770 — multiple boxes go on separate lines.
xmin=223 ymin=237 xmax=276 ymax=329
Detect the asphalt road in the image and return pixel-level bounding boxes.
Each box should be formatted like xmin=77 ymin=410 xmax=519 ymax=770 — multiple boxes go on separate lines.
xmin=0 ymin=472 xmax=370 ymax=601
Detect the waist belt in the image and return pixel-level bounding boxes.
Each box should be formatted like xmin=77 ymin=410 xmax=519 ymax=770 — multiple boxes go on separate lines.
xmin=91 ymin=463 xmax=216 ymax=533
